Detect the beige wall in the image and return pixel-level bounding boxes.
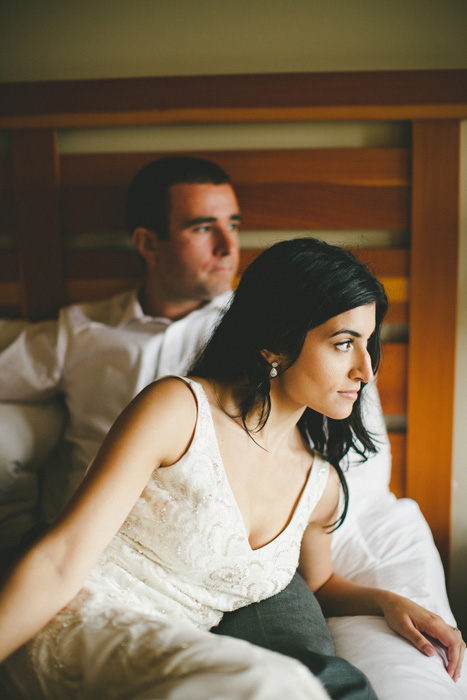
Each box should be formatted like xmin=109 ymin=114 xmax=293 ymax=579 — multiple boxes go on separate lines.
xmin=1 ymin=0 xmax=466 ymax=625
xmin=1 ymin=0 xmax=466 ymax=80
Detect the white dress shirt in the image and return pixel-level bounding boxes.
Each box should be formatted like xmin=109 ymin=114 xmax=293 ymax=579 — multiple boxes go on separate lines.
xmin=0 ymin=289 xmax=232 ymax=513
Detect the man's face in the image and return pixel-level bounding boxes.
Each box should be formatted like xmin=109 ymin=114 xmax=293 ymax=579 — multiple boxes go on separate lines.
xmin=156 ymin=182 xmax=241 ymax=303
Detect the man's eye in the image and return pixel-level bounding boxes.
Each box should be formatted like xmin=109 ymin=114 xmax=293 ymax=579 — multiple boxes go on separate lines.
xmin=193 ymin=225 xmax=211 ymax=233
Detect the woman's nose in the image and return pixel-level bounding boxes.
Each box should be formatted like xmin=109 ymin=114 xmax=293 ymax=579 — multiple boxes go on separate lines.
xmin=350 ymin=349 xmax=374 ymax=383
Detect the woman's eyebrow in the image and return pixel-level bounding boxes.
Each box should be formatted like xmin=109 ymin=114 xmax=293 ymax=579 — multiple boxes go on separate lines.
xmin=330 ymin=329 xmax=361 ymax=338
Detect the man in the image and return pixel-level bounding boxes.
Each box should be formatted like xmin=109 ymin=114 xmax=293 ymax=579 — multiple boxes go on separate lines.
xmin=0 ymin=156 xmax=377 ymax=698
xmin=126 ymin=157 xmax=241 ymax=320
xmin=0 ymin=157 xmax=241 ymax=517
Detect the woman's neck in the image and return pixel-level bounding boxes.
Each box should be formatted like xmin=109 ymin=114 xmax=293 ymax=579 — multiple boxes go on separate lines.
xmin=200 ymin=377 xmax=307 ymax=454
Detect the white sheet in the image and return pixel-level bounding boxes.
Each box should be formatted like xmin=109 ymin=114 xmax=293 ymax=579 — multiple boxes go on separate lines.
xmin=0 ymin=401 xmax=65 ymax=552
xmin=331 ymin=495 xmax=466 ymax=699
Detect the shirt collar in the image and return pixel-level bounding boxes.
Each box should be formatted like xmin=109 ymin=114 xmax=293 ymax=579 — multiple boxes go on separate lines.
xmin=117 ymin=288 xmax=233 ymax=328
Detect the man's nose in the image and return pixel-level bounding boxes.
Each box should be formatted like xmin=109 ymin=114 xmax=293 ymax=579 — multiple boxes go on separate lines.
xmin=214 ymin=226 xmax=239 ymax=256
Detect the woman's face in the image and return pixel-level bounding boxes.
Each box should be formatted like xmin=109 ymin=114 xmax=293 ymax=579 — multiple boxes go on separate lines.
xmin=274 ymin=303 xmax=376 ymax=420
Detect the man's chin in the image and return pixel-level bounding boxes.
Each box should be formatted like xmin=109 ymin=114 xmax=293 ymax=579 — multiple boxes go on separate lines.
xmin=204 ymin=278 xmax=235 ymax=298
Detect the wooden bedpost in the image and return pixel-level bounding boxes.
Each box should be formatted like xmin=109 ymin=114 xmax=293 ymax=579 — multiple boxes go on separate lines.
xmin=408 ymin=120 xmax=460 ymax=569
xmin=11 ymin=128 xmax=66 ymax=320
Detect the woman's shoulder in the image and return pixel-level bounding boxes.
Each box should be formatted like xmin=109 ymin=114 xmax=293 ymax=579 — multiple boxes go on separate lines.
xmin=114 ymin=377 xmax=200 ymax=466
xmin=135 ymin=376 xmax=199 ymax=417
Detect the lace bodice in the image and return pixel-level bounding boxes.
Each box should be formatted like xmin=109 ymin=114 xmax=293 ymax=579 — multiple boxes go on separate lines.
xmin=23 ymin=381 xmax=328 ymax=643
xmin=68 ymin=378 xmax=331 ymax=631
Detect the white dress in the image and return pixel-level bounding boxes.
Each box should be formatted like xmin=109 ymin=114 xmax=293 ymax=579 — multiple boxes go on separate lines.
xmin=2 ymin=378 xmax=331 ymax=700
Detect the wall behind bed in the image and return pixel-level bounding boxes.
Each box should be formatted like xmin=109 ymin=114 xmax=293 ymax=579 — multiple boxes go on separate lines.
xmin=1 ymin=0 xmax=466 ymax=628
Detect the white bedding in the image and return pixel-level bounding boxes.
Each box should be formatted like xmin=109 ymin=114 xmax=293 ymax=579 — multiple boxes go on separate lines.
xmin=331 ymin=491 xmax=466 ymax=697
xmin=0 ymin=401 xmax=65 ymax=554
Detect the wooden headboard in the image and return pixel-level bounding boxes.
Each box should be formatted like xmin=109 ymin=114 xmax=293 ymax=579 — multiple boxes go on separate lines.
xmin=1 ymin=70 xmax=466 ymax=567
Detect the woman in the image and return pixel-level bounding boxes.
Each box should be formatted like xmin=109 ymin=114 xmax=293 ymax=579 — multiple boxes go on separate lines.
xmin=0 ymin=238 xmax=463 ymax=699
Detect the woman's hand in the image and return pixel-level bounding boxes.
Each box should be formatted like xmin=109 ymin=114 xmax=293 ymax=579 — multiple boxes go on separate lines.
xmin=380 ymin=592 xmax=465 ymax=682
xmin=309 ymin=569 xmax=465 ymax=684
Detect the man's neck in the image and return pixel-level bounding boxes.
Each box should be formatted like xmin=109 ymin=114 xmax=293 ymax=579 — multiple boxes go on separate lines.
xmin=138 ymin=285 xmax=209 ymax=322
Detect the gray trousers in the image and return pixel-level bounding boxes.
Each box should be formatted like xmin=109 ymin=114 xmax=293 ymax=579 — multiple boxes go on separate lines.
xmin=212 ymin=572 xmax=378 ymax=700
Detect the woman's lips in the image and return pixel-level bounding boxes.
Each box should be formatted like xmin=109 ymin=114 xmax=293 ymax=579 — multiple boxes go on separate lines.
xmin=337 ymin=391 xmax=359 ymax=400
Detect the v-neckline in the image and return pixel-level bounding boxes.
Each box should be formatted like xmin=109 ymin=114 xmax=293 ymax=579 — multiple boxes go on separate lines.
xmin=191 ymin=378 xmax=323 ymax=553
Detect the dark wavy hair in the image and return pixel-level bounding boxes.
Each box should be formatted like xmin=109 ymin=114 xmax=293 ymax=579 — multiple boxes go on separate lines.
xmin=189 ymin=238 xmax=388 ymax=528
xmin=125 ymin=156 xmax=231 ymax=240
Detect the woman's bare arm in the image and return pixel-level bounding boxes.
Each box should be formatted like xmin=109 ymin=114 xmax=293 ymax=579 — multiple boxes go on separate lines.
xmin=0 ymin=378 xmax=197 ymax=662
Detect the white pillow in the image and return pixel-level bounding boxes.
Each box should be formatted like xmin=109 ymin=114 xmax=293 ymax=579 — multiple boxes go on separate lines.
xmin=0 ymin=320 xmax=28 ymax=351
xmin=330 ymin=497 xmax=462 ymax=699
xmin=0 ymin=400 xmax=66 ymax=551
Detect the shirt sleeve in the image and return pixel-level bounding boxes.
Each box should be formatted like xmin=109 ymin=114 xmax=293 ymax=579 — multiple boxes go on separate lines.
xmin=0 ymin=319 xmax=62 ymax=401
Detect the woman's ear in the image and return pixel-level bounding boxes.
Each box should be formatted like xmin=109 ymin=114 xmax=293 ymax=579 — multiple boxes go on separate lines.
xmin=261 ymin=349 xmax=284 ymax=379
xmin=261 ymin=349 xmax=281 ymax=364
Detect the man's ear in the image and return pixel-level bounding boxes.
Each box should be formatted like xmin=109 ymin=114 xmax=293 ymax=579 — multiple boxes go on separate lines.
xmin=132 ymin=228 xmax=159 ymax=265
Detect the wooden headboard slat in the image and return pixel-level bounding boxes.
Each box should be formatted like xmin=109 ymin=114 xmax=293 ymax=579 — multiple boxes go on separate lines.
xmin=60 ymin=149 xmax=410 ymax=186
xmin=0 ymin=150 xmax=408 ymax=238
xmin=62 ymin=279 xmax=406 ymax=324
xmin=61 ymin=182 xmax=409 ymax=233
xmin=57 ymin=147 xmax=410 ymax=234
xmin=235 ymin=183 xmax=409 ymax=229
xmin=0 ymin=247 xmax=409 ymax=319
xmin=62 ymin=247 xmax=409 ymax=279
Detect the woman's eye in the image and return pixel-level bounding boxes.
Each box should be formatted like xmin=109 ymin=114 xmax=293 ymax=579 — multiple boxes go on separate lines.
xmin=335 ymin=341 xmax=353 ymax=352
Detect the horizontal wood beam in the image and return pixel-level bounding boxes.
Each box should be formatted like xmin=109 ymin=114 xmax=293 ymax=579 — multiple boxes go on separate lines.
xmin=61 ymin=182 xmax=409 ymax=232
xmin=0 ymin=244 xmax=410 ymax=323
xmin=64 ymin=247 xmax=408 ymax=283
xmin=1 ymin=70 xmax=466 ymax=128
xmin=60 ymin=149 xmax=410 ymax=187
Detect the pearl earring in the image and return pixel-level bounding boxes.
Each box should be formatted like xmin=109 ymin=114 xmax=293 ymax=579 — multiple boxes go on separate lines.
xmin=269 ymin=361 xmax=278 ymax=378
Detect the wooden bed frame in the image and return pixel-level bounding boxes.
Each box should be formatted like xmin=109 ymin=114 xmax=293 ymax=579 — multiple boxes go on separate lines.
xmin=1 ymin=70 xmax=466 ymax=568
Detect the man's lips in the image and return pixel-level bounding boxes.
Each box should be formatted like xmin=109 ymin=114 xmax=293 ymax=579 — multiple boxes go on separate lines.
xmin=211 ymin=265 xmax=233 ymax=274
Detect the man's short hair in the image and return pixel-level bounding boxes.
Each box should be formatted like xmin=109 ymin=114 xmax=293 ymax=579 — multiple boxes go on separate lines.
xmin=125 ymin=156 xmax=232 ymax=240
